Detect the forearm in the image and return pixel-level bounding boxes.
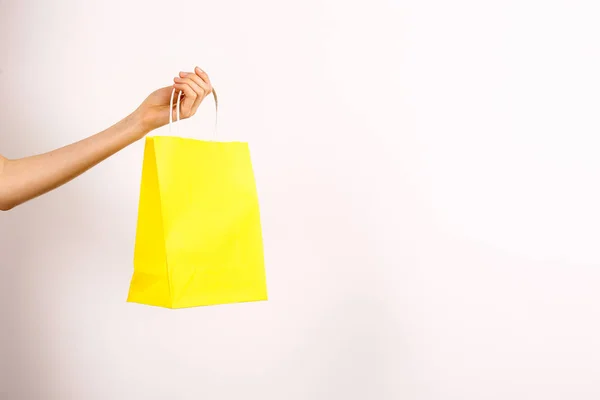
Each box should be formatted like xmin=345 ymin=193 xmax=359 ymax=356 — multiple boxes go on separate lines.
xmin=0 ymin=111 xmax=149 ymax=210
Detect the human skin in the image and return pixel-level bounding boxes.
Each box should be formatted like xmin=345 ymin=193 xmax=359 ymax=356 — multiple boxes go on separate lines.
xmin=0 ymin=66 xmax=213 ymax=211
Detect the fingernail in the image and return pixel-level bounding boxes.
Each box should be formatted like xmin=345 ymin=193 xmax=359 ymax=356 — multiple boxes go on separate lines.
xmin=196 ymin=66 xmax=203 ymax=72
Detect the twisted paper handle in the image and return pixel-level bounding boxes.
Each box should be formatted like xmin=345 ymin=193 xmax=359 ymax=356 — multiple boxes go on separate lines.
xmin=169 ymin=86 xmax=218 ymax=140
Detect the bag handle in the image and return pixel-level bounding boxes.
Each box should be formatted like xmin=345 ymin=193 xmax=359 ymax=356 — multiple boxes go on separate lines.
xmin=168 ymin=86 xmax=219 ymax=140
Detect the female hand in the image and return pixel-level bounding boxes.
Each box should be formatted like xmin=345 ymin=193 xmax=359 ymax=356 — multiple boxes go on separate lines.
xmin=135 ymin=66 xmax=213 ymax=133
xmin=0 ymin=67 xmax=214 ymax=210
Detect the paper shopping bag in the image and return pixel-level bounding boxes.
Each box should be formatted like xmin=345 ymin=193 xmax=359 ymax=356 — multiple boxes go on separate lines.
xmin=127 ymin=89 xmax=267 ymax=308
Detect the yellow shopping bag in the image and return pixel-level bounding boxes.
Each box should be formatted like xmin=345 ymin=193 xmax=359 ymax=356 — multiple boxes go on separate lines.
xmin=127 ymin=88 xmax=267 ymax=308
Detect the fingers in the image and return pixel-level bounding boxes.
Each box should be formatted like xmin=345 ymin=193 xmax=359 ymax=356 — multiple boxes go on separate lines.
xmin=171 ymin=67 xmax=212 ymax=118
xmin=172 ymin=81 xmax=197 ymax=117
xmin=174 ymin=77 xmax=203 ymax=115
xmin=194 ymin=66 xmax=213 ymax=91
xmin=176 ymin=76 xmax=206 ymax=114
xmin=181 ymin=68 xmax=212 ymax=95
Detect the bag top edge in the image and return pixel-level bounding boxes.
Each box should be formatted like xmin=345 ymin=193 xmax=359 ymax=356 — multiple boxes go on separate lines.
xmin=147 ymin=136 xmax=248 ymax=145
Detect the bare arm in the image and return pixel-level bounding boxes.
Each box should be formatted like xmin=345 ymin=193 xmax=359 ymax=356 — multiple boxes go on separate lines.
xmin=0 ymin=66 xmax=213 ymax=211
xmin=0 ymin=113 xmax=147 ymax=210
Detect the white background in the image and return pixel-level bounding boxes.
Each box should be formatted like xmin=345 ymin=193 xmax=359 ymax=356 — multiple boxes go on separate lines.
xmin=2 ymin=0 xmax=600 ymax=398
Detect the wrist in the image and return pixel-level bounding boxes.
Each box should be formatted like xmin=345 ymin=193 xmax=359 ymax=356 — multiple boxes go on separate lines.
xmin=127 ymin=109 xmax=153 ymax=139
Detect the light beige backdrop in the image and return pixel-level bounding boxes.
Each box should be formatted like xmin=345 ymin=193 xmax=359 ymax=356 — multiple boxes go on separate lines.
xmin=2 ymin=0 xmax=600 ymax=399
